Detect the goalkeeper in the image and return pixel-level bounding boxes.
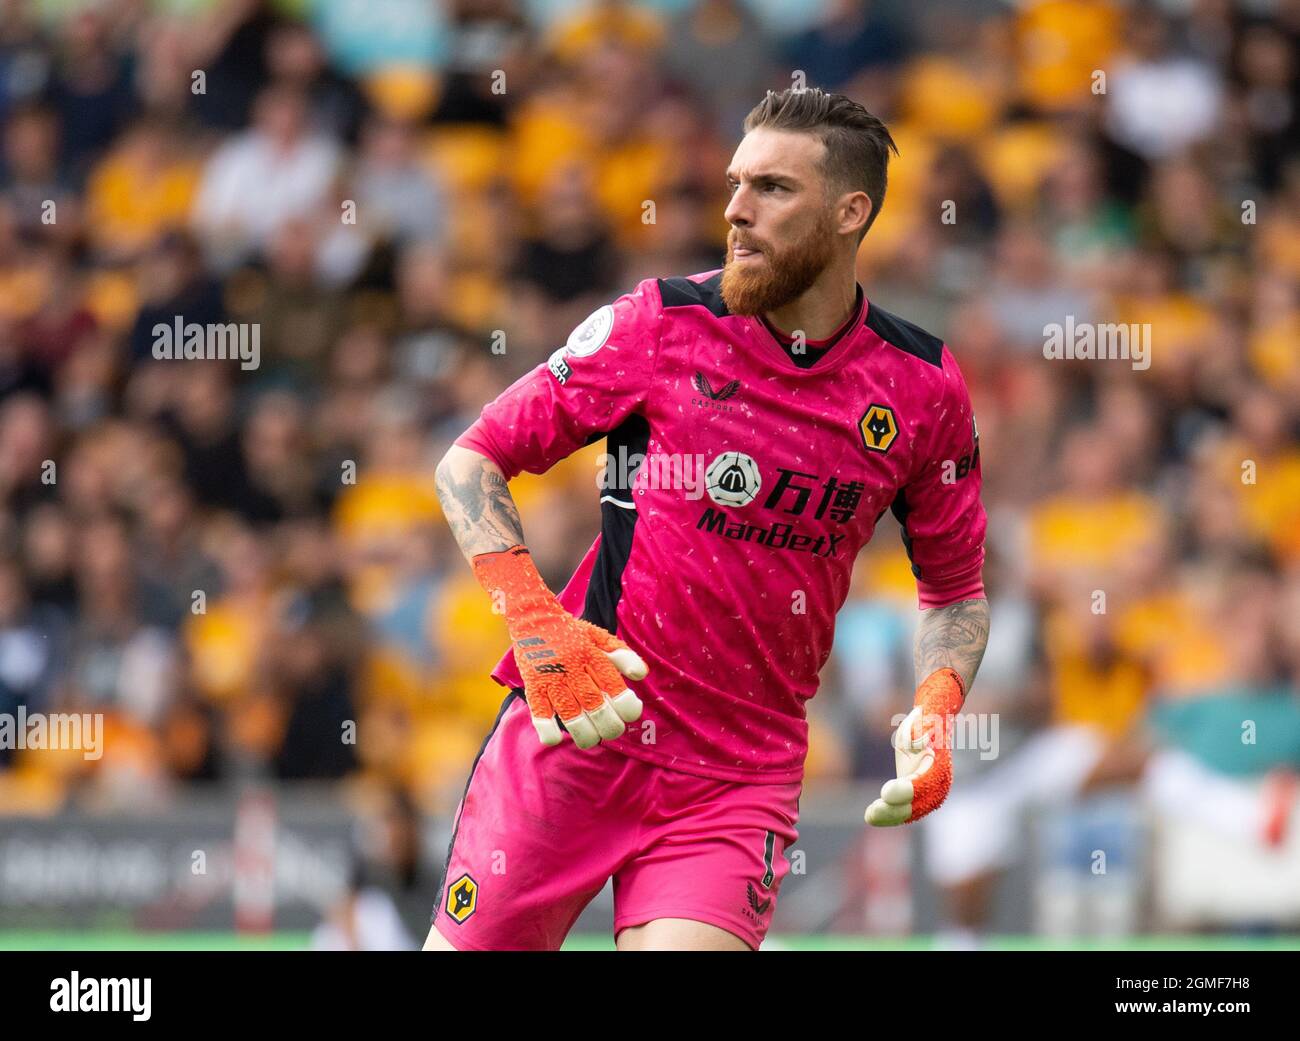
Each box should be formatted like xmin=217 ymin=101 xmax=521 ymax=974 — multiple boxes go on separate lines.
xmin=424 ymin=88 xmax=989 ymax=952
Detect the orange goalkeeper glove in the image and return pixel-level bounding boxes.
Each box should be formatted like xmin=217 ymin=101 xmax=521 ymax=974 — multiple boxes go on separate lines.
xmin=472 ymin=545 xmax=648 ymax=749
xmin=865 ymin=668 xmax=965 ymax=826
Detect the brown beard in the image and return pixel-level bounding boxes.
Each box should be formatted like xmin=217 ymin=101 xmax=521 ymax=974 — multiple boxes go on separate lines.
xmin=719 ymin=209 xmax=838 ymax=317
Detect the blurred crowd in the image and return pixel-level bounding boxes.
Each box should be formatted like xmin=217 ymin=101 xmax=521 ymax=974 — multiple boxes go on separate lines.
xmin=0 ymin=0 xmax=1296 ymax=873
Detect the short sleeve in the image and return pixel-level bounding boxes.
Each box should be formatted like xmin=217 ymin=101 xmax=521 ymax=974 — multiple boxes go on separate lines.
xmin=455 ymin=278 xmax=664 ymax=479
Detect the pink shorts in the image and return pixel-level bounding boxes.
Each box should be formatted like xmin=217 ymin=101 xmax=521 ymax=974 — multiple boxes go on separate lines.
xmin=433 ymin=692 xmax=801 ymax=950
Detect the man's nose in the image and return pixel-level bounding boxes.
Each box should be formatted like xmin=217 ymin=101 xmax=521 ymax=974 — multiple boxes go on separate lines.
xmin=724 ymin=187 xmax=752 ymax=228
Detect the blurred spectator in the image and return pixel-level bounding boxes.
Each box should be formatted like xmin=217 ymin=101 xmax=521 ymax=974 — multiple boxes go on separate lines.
xmin=191 ymin=84 xmax=341 ymax=269
xmin=85 ymin=118 xmax=199 ymax=263
xmin=0 ymin=103 xmax=76 ymax=239
xmin=0 ymin=555 xmax=65 ymax=739
xmin=266 ymin=20 xmax=365 ymax=144
xmin=782 ymin=0 xmax=907 ymax=93
xmin=663 ymin=0 xmax=777 ymax=136
xmin=45 ymin=6 xmax=138 ymax=182
xmin=311 ymin=860 xmax=415 ymax=951
xmin=429 ymin=0 xmax=532 ymax=127
xmin=350 ymin=115 xmax=448 ymax=248
xmin=186 ymin=0 xmax=279 ymax=132
xmin=1104 ymin=3 xmax=1223 ymax=160
xmin=127 ymin=232 xmax=225 ymax=367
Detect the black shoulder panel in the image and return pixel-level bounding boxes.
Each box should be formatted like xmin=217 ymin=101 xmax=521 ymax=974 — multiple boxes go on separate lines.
xmin=864 ymin=303 xmax=944 ymax=368
xmin=658 ymin=272 xmax=730 ymax=317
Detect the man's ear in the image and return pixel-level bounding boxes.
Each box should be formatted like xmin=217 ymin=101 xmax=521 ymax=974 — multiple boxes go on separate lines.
xmin=840 ymin=190 xmax=872 ymax=241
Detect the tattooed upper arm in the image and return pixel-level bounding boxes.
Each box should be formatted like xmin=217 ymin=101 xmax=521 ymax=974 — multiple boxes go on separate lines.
xmin=435 ymin=446 xmax=525 ymax=559
xmin=913 ymin=597 xmax=990 ymax=694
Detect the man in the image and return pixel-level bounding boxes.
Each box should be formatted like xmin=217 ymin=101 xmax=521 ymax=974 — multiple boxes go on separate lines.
xmin=425 ymin=88 xmax=989 ymax=951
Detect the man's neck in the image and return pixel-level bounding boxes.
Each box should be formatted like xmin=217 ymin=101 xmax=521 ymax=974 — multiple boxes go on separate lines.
xmin=763 ymin=271 xmax=861 ymax=341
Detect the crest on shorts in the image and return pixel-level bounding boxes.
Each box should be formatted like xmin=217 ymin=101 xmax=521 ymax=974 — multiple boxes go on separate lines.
xmin=445 ymin=873 xmax=478 ymax=924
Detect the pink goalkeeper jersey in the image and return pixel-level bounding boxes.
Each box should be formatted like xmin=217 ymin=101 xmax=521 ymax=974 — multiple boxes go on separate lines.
xmin=456 ymin=270 xmax=986 ymax=783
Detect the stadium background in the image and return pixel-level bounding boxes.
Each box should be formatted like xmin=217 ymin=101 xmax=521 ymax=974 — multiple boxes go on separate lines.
xmin=0 ymin=0 xmax=1297 ymax=950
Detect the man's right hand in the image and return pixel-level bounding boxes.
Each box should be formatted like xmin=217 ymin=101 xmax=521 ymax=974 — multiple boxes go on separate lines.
xmin=473 ymin=546 xmax=648 ymax=748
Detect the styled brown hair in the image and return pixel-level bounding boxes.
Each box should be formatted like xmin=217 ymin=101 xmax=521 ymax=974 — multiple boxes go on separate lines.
xmin=742 ymin=88 xmax=899 ymax=240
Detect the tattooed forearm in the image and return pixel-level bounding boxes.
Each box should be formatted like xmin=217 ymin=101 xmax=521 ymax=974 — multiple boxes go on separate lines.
xmin=914 ymin=597 xmax=990 ymax=694
xmin=435 ymin=445 xmax=525 ymax=560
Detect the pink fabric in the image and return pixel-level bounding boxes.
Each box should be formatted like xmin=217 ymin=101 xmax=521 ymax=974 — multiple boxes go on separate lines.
xmin=456 ymin=271 xmax=986 ymax=783
xmin=435 ymin=696 xmax=801 ymax=950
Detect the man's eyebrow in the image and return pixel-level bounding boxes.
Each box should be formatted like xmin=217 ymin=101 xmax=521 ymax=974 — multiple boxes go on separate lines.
xmin=726 ymin=170 xmax=800 ymax=185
